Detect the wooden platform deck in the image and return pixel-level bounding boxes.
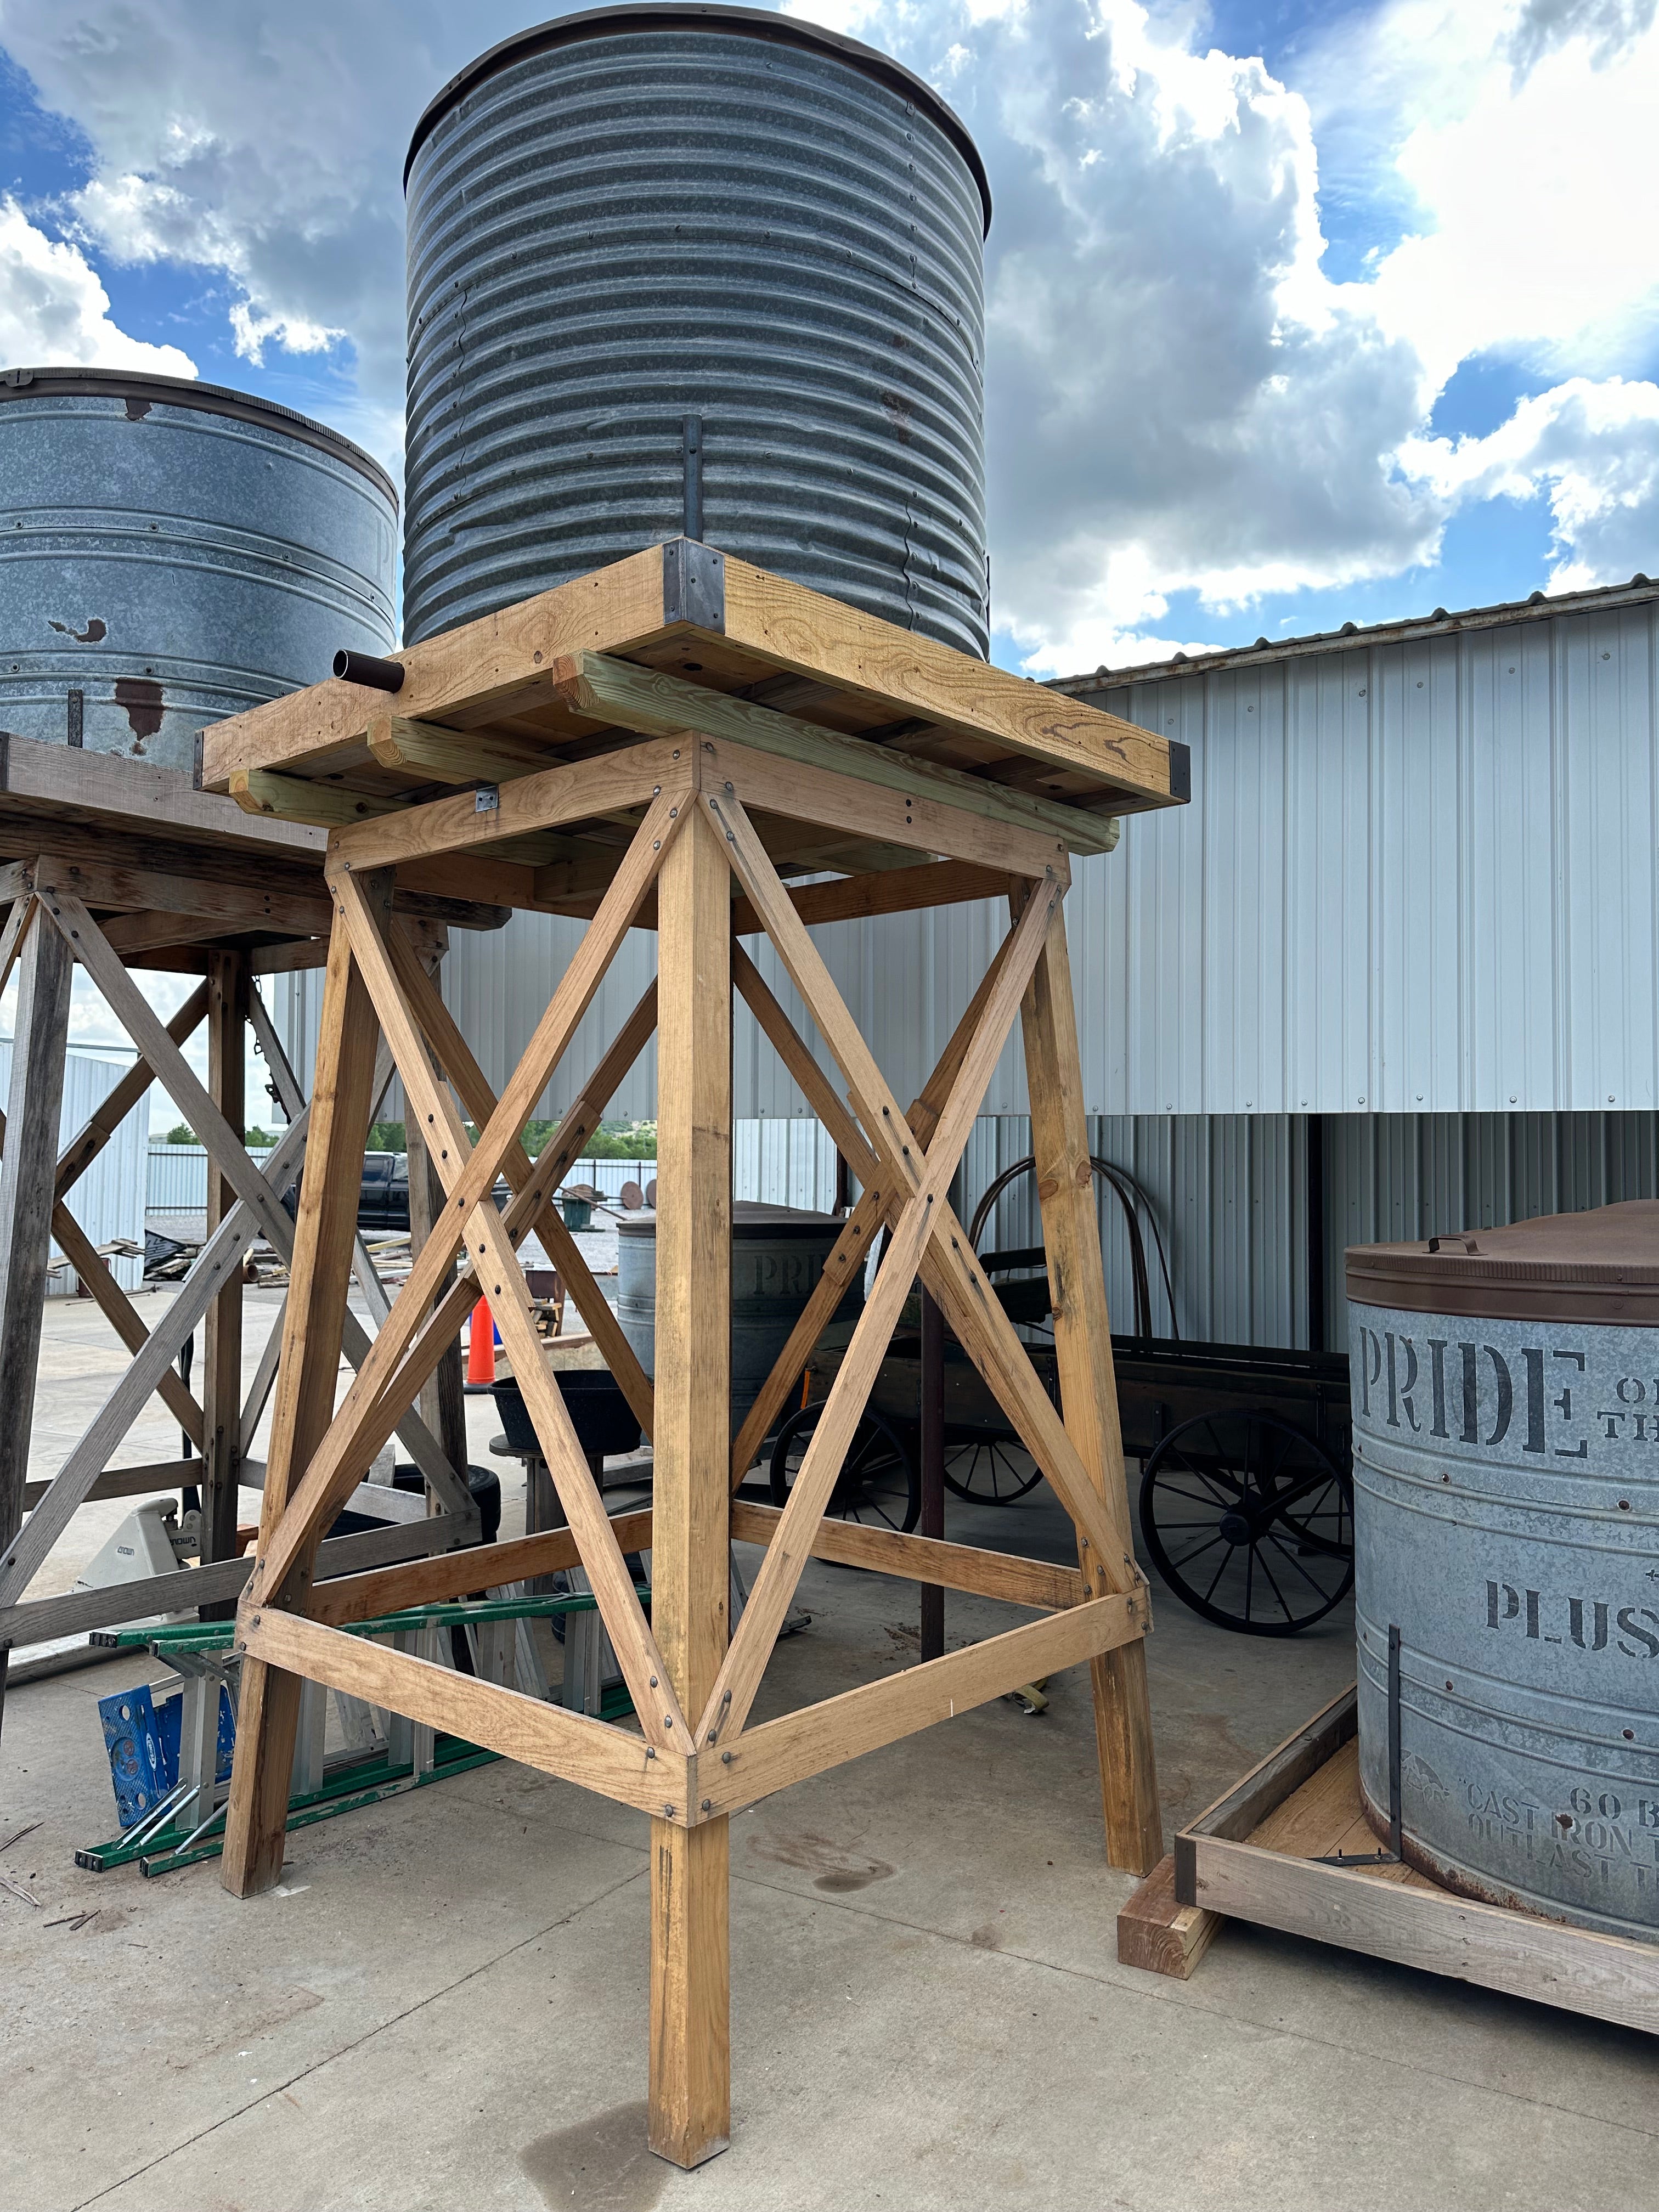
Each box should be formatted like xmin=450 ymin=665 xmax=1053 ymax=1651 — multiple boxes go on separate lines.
xmin=197 ymin=543 xmax=1187 ymax=909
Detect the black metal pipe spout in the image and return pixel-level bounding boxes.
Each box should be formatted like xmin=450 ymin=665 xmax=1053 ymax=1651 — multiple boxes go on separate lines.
xmin=332 ymin=648 xmax=406 ymax=692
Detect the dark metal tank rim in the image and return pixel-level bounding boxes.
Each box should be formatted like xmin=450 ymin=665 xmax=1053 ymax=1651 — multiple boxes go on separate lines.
xmin=403 ymin=2 xmax=993 ymax=234
xmin=1346 ymin=1273 xmax=1659 ymax=1324
xmin=0 ymin=366 xmax=397 ymax=510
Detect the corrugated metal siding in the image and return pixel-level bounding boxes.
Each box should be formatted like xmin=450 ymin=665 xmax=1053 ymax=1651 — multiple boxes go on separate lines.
xmin=0 ymin=1042 xmax=147 ymax=1294
xmin=732 ymin=1120 xmax=840 ymax=1213
xmin=1087 ymin=597 xmax=1659 ymax=1116
xmin=1322 ymin=1110 xmax=1659 ymax=1350
xmin=417 ymin=592 xmax=1659 ymax=1121
xmin=422 ymin=905 xmax=1023 ymax=1126
xmin=958 ymin=1113 xmax=1308 ymax=1350
xmin=271 ymin=591 xmax=1658 ymax=1135
xmin=146 ymin=1143 xmax=277 ymax=1215
xmin=271 ymin=938 xmax=1659 ymax=1357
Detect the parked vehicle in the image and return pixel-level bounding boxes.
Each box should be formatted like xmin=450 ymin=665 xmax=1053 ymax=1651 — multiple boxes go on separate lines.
xmin=358 ymin=1150 xmax=410 ymax=1231
xmin=356 ymin=1152 xmax=512 ymax=1233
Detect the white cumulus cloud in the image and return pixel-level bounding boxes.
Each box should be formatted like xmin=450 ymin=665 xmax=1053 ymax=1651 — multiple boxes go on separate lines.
xmin=1406 ymin=375 xmax=1659 ymax=589
xmin=0 ymin=195 xmax=195 ymax=374
xmin=1310 ymin=0 xmax=1659 ymax=393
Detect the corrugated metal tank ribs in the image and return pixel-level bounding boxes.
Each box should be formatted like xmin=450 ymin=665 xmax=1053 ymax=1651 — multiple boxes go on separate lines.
xmin=402 ymin=4 xmax=990 ymax=654
xmin=0 ymin=367 xmax=397 ymax=773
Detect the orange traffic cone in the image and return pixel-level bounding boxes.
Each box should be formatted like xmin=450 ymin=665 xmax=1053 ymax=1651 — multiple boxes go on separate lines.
xmin=467 ymin=1295 xmax=495 ymax=1386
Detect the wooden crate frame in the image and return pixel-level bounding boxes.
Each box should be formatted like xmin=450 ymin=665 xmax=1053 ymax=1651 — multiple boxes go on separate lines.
xmin=0 ymin=740 xmax=505 ymax=1714
xmin=1132 ymin=1687 xmax=1659 ymax=2036
xmin=205 ymin=547 xmax=1187 ymax=2168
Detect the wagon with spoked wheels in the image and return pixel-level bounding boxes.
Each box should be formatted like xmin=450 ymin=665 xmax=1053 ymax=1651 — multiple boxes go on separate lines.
xmin=774 ymin=1155 xmax=1353 ymax=1636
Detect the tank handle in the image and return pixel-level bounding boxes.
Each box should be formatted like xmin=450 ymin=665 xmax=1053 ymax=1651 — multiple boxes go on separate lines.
xmin=1426 ymin=1233 xmax=1479 ymax=1254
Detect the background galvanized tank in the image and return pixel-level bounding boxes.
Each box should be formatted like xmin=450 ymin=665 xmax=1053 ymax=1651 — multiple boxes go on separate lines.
xmin=1347 ymin=1203 xmax=1659 ymax=1939
xmin=616 ymin=1201 xmax=865 ymax=1432
xmin=0 ymin=366 xmax=397 ymax=772
xmin=403 ymin=4 xmax=990 ymax=654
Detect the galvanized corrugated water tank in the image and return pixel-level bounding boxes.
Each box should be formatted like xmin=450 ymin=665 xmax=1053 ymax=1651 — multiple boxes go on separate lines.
xmin=1347 ymin=1202 xmax=1659 ymax=1938
xmin=616 ymin=1201 xmax=864 ymax=1431
xmin=403 ymin=3 xmax=990 ymax=654
xmin=0 ymin=366 xmax=397 ymax=772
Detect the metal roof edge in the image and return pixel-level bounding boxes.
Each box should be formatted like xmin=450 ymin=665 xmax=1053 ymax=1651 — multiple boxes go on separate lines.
xmin=1049 ymin=573 xmax=1659 ymax=696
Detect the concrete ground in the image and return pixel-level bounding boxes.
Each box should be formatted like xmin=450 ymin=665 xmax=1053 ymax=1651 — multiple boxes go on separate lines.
xmin=2 ymin=1293 xmax=1656 ymax=2210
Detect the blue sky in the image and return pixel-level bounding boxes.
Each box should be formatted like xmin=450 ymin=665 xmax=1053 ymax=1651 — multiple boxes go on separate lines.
xmin=3 ymin=0 xmax=1659 ymax=686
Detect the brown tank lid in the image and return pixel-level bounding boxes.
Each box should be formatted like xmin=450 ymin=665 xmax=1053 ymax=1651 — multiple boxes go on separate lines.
xmin=1345 ymin=1199 xmax=1659 ymax=1325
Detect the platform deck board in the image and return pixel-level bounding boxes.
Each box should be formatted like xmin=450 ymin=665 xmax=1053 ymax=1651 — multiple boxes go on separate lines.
xmin=197 ymin=543 xmax=1188 ymax=843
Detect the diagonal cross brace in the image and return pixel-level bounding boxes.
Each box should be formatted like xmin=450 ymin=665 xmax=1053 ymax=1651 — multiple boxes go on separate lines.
xmin=693 ymin=834 xmax=1064 ymax=1746
xmin=0 ymin=931 xmax=467 ymax=1603
xmin=0 ymin=893 xmax=38 ymax=1006
xmin=712 ymin=789 xmax=1138 ymax=1596
xmin=336 ymin=972 xmax=664 ymax=1487
xmin=335 ymin=862 xmax=693 ymax=1753
xmin=0 ymin=1103 xmax=313 ymax=1602
xmin=36 ymin=884 xmax=472 ymax=1523
xmin=726 ymin=934 xmax=1024 ymax=1491
xmin=245 ymin=974 xmax=475 ymax=1520
xmin=376 ymin=922 xmax=656 ymax=1436
xmin=246 ymin=782 xmax=688 ymax=1616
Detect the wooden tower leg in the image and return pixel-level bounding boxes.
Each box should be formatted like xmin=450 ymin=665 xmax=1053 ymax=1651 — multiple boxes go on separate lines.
xmin=404 ymin=951 xmax=467 ymax=1491
xmin=221 ymin=885 xmax=388 ymax=1895
xmin=1019 ymin=896 xmax=1164 ymax=1874
xmin=0 ymin=901 xmax=72 ymax=1731
xmin=407 ymin=1119 xmax=468 ymax=1485
xmin=648 ymin=808 xmax=731 ymax=2168
xmin=200 ymin=949 xmax=249 ymax=1616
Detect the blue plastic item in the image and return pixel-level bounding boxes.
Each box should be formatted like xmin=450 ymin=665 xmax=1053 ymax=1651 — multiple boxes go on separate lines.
xmin=98 ymin=1680 xmax=235 ymax=1828
xmin=98 ymin=1685 xmax=168 ymax=1829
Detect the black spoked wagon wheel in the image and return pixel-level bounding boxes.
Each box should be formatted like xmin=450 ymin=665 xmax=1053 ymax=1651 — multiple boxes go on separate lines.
xmin=942 ymin=1434 xmax=1045 ymax=1505
xmin=1139 ymin=1411 xmax=1352 ymax=1635
xmin=770 ymin=1402 xmax=921 ymax=1533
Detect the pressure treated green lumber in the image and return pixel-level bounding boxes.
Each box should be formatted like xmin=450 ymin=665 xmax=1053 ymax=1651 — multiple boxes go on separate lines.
xmin=552 ymin=652 xmax=1122 ymax=856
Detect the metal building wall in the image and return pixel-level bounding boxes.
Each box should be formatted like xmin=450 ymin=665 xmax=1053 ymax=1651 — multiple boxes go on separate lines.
xmin=958 ymin=1113 xmax=1308 ymax=1350
xmin=1319 ymin=1110 xmax=1659 ymax=1348
xmin=0 ymin=1041 xmax=148 ymax=1295
xmin=1084 ymin=592 xmax=1659 ymax=1116
xmin=275 ymin=589 xmax=1659 ymax=1358
xmin=431 ymin=902 xmax=1022 ymax=1127
xmin=278 ymin=944 xmax=1659 ymax=1356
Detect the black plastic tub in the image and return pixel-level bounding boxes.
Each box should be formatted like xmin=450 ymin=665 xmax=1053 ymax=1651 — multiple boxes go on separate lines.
xmin=326 ymin=1463 xmax=502 ymax=1543
xmin=492 ymin=1370 xmax=641 ymax=1463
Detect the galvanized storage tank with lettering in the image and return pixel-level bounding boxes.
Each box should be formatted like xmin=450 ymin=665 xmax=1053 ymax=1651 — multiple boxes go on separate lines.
xmin=402 ymin=3 xmax=991 ymax=654
xmin=616 ymin=1201 xmax=864 ymax=1432
xmin=1347 ymin=1203 xmax=1659 ymax=1937
xmin=0 ymin=366 xmax=397 ymax=772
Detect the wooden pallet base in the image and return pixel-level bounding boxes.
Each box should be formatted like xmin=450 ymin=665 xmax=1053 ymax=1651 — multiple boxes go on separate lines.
xmin=1118 ymin=1688 xmax=1659 ymax=2037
